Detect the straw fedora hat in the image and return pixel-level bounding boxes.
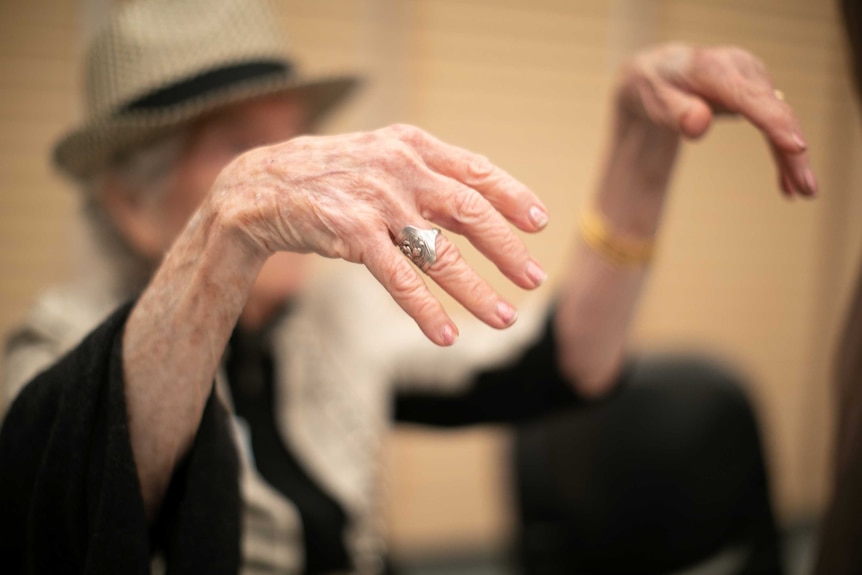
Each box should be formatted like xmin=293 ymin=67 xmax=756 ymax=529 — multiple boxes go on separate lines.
xmin=53 ymin=0 xmax=359 ymax=181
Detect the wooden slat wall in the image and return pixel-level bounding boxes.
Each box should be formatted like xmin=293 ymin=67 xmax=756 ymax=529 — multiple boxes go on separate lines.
xmin=638 ymin=0 xmax=850 ymax=523
xmin=1 ymin=0 xmax=859 ymax=557
xmin=0 ymin=0 xmax=82 ymax=420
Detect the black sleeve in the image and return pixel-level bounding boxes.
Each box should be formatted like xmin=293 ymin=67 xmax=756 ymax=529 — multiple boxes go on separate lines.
xmin=0 ymin=304 xmax=241 ymax=575
xmin=394 ymin=313 xmax=627 ymax=427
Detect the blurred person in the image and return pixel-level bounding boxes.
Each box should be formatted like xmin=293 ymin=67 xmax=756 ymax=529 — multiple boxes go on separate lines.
xmin=813 ymin=1 xmax=862 ymax=573
xmin=512 ymin=355 xmax=783 ymax=575
xmin=0 ymin=0 xmax=817 ymax=573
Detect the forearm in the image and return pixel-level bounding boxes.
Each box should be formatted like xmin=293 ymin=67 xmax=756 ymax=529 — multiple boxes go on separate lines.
xmin=122 ymin=204 xmax=264 ymax=520
xmin=554 ymin=43 xmax=818 ymax=397
xmin=555 ymin=114 xmax=679 ymax=397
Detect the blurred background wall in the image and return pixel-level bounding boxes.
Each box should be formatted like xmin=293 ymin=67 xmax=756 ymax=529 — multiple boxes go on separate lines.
xmin=1 ymin=0 xmax=860 ymax=562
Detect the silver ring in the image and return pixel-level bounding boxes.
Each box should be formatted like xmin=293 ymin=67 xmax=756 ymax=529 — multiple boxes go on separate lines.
xmin=397 ymin=225 xmax=440 ymax=271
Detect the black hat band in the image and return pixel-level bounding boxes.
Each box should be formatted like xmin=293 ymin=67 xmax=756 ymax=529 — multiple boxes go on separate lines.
xmin=119 ymin=60 xmax=293 ymax=115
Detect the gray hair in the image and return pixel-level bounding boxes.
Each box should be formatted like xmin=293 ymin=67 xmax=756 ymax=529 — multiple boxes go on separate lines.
xmin=81 ymin=132 xmax=187 ymax=296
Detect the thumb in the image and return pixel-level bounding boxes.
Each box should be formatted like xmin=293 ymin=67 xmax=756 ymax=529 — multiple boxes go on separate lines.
xmin=646 ymin=82 xmax=714 ymax=139
xmin=678 ymin=97 xmax=713 ymax=140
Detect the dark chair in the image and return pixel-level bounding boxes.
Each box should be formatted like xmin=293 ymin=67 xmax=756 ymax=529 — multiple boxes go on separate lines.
xmin=512 ymin=356 xmax=784 ymax=575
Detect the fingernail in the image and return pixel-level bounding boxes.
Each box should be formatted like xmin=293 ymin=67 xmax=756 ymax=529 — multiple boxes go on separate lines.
xmin=793 ymin=133 xmax=807 ymax=152
xmin=529 ymin=206 xmax=549 ymax=229
xmin=526 ymin=260 xmax=547 ymax=287
xmin=441 ymin=324 xmax=458 ymax=346
xmin=496 ymin=301 xmax=517 ymax=326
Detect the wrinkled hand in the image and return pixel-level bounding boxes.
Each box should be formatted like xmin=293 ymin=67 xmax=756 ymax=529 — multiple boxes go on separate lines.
xmin=617 ymin=43 xmax=817 ymax=197
xmin=210 ymin=124 xmax=548 ymax=346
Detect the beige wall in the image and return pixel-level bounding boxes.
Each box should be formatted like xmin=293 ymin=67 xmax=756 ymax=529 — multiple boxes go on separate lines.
xmin=1 ymin=0 xmax=860 ymax=557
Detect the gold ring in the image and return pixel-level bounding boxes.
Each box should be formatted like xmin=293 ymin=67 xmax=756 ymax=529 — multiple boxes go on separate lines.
xmin=774 ymin=89 xmax=785 ymax=102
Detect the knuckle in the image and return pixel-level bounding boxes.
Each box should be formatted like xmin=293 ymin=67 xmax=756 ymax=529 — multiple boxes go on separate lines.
xmin=355 ymin=131 xmax=378 ymax=147
xmin=387 ymin=264 xmax=439 ymax=319
xmin=749 ymin=54 xmax=767 ymax=74
xmin=432 ymin=239 xmax=460 ymax=270
xmin=452 ymin=189 xmax=488 ymax=223
xmin=380 ymin=140 xmax=422 ymax=173
xmin=388 ymin=259 xmax=423 ymax=298
xmin=734 ymin=49 xmax=767 ymax=80
xmin=661 ymin=41 xmax=690 ymax=55
xmin=634 ymin=44 xmax=691 ymax=84
xmin=732 ymin=72 xmax=771 ymax=109
xmin=736 ymin=75 xmax=762 ymax=100
xmin=729 ymin=45 xmax=761 ymax=65
xmin=428 ymin=241 xmax=490 ymax=305
xmin=704 ymin=46 xmax=766 ymax=79
xmin=454 ymin=265 xmax=490 ymax=303
xmin=466 ymin=154 xmax=495 ymax=182
xmin=694 ymin=48 xmax=724 ymax=74
xmin=409 ymin=295 xmax=442 ymax=326
xmin=722 ymin=45 xmax=748 ymax=60
xmin=482 ymin=228 xmax=526 ymax=271
xmin=497 ymin=230 xmax=526 ymax=259
xmin=385 ymin=123 xmax=422 ymax=143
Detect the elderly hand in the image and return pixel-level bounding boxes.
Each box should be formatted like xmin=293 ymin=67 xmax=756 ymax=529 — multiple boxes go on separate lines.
xmin=208 ymin=124 xmax=548 ymax=346
xmin=554 ymin=43 xmax=820 ymax=397
xmin=615 ymin=43 xmax=817 ymax=198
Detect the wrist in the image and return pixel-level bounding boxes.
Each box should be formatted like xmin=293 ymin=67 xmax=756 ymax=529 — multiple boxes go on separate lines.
xmin=611 ymin=106 xmax=680 ymax=189
xmin=209 ymin=202 xmax=271 ymax=269
xmin=207 ymin=162 xmax=276 ymax=268
xmin=594 ymin=108 xmax=681 ymax=238
xmin=579 ymin=206 xmax=655 ymax=267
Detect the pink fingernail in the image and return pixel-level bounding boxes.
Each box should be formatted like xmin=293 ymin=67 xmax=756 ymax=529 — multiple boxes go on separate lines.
xmin=793 ymin=133 xmax=807 ymax=152
xmin=529 ymin=206 xmax=549 ymax=229
xmin=526 ymin=260 xmax=547 ymax=287
xmin=441 ymin=324 xmax=458 ymax=346
xmin=496 ymin=301 xmax=517 ymax=326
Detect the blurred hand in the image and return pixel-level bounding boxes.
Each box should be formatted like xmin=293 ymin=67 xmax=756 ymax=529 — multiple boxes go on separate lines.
xmin=208 ymin=124 xmax=548 ymax=346
xmin=616 ymin=43 xmax=817 ymax=198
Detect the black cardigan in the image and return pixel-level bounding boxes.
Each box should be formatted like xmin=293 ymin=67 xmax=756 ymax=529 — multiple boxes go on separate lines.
xmin=0 ymin=303 xmax=596 ymax=574
xmin=0 ymin=305 xmax=241 ymax=574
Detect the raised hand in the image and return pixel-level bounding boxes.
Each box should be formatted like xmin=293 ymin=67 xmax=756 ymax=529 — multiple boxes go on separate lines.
xmin=616 ymin=43 xmax=817 ymax=198
xmin=209 ymin=123 xmax=549 ymax=346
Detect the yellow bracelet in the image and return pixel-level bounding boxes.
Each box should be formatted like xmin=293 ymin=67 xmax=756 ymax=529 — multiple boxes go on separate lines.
xmin=579 ymin=208 xmax=655 ymax=266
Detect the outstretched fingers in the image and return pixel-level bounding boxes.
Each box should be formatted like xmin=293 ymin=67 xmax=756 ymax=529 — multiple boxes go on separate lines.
xmin=416 ymin=170 xmax=546 ymax=290
xmin=383 ymin=124 xmax=550 ymax=233
xmin=362 ymin=237 xmax=458 ymax=346
xmin=361 ymin=226 xmax=521 ymax=346
xmin=329 ymin=124 xmax=554 ymax=344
